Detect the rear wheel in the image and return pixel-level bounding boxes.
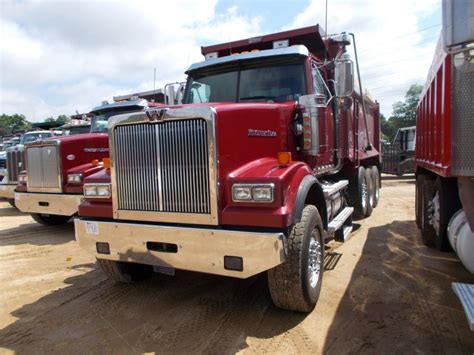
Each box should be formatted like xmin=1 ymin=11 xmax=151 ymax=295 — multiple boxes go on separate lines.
xmin=365 ymin=168 xmax=374 ymax=217
xmin=97 ymin=259 xmax=153 ymax=283
xmin=431 ymin=177 xmax=461 ymax=251
xmin=420 ymin=178 xmax=436 ymax=246
xmin=31 ymin=213 xmax=71 ymax=226
xmin=370 ymin=166 xmax=380 ymax=208
xmin=267 ymin=205 xmax=324 ymax=313
xmin=349 ymin=166 xmax=368 ymax=219
xmin=415 ymin=174 xmax=425 ymax=229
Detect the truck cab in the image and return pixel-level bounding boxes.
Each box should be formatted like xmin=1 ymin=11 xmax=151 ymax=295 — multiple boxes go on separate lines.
xmin=14 ymin=98 xmax=161 ymax=224
xmin=75 ymin=25 xmax=381 ymax=313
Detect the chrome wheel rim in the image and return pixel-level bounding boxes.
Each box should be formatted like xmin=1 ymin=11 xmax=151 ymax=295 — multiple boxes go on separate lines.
xmin=308 ymin=232 xmax=322 ymax=288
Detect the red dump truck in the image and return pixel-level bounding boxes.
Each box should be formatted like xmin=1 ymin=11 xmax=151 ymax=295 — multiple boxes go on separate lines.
xmin=75 ymin=25 xmax=381 ymax=312
xmin=14 ymin=97 xmax=163 ymax=225
xmin=415 ymin=0 xmax=474 ymax=269
xmin=415 ymin=0 xmax=473 ymax=330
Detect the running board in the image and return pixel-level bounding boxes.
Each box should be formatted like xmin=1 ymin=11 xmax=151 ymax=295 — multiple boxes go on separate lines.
xmin=328 ymin=206 xmax=354 ymax=242
xmin=452 ymin=282 xmax=474 ymax=331
xmin=322 ymin=180 xmax=349 ymax=197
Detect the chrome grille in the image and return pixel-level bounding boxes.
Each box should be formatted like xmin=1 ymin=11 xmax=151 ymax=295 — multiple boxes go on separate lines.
xmin=114 ymin=119 xmax=211 ymax=214
xmin=26 ymin=144 xmax=61 ymax=192
xmin=6 ymin=148 xmax=26 ymax=182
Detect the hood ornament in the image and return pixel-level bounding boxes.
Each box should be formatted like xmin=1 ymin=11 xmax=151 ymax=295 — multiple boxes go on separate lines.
xmin=146 ymin=108 xmax=168 ymax=122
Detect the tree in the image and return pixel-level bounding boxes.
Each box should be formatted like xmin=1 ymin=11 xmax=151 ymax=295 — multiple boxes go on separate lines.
xmin=0 ymin=114 xmax=31 ymax=136
xmin=383 ymin=84 xmax=423 ymax=141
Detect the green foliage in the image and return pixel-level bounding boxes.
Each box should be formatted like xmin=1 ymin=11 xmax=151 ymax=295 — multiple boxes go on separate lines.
xmin=381 ymin=84 xmax=423 ymax=142
xmin=44 ymin=115 xmax=67 ymax=125
xmin=0 ymin=114 xmax=31 ymax=136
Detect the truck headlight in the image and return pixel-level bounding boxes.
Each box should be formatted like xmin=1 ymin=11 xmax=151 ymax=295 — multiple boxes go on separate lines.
xmin=232 ymin=183 xmax=274 ymax=203
xmin=67 ymin=174 xmax=83 ymax=184
xmin=84 ymin=183 xmax=111 ymax=198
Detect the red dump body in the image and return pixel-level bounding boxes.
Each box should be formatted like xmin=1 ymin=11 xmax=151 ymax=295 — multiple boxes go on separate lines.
xmin=415 ymin=37 xmax=474 ymax=178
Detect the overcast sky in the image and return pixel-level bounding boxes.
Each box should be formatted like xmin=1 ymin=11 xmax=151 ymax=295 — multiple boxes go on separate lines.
xmin=0 ymin=0 xmax=440 ymax=121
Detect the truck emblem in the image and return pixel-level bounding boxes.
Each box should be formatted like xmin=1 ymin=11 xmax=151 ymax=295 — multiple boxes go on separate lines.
xmin=248 ymin=129 xmax=277 ymax=137
xmin=146 ymin=108 xmax=167 ymax=122
xmin=67 ymin=154 xmax=76 ymax=161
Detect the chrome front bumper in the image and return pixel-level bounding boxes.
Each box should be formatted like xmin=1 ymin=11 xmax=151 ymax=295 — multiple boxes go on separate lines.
xmin=75 ymin=219 xmax=286 ymax=278
xmin=0 ymin=184 xmax=15 ymax=199
xmin=15 ymin=192 xmax=83 ymax=216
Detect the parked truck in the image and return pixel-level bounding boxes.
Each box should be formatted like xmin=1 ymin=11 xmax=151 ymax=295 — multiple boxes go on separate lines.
xmin=415 ymin=0 xmax=473 ymax=330
xmin=381 ymin=126 xmax=416 ymax=176
xmin=0 ymin=131 xmax=54 ymax=205
xmin=75 ymin=25 xmax=381 ymax=312
xmin=14 ymin=98 xmax=162 ymax=225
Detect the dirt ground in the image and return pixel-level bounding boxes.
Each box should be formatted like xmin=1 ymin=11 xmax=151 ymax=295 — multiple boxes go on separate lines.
xmin=0 ymin=176 xmax=473 ymax=354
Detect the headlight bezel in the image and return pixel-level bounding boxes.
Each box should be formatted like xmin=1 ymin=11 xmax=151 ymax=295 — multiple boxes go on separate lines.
xmin=232 ymin=183 xmax=275 ymax=203
xmin=67 ymin=173 xmax=83 ymax=184
xmin=83 ymin=183 xmax=111 ymax=198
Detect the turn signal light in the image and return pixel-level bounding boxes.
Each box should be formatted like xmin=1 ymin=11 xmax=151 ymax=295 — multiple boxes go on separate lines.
xmin=103 ymin=158 xmax=110 ymax=169
xmin=91 ymin=159 xmax=99 ymax=167
xmin=278 ymin=152 xmax=292 ymax=165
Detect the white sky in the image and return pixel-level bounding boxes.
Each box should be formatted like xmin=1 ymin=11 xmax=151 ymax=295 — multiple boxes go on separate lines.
xmin=0 ymin=0 xmax=441 ymax=121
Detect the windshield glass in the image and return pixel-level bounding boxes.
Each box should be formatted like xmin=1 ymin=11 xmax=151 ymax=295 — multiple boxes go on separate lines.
xmin=20 ymin=132 xmax=53 ymax=145
xmin=185 ymin=58 xmax=306 ymax=104
xmin=63 ymin=125 xmax=91 ymax=135
xmin=90 ymin=107 xmax=143 ymax=133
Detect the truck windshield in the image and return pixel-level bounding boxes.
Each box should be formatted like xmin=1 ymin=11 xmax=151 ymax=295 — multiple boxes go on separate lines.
xmin=20 ymin=132 xmax=53 ymax=145
xmin=184 ymin=58 xmax=306 ymax=103
xmin=90 ymin=107 xmax=142 ymax=133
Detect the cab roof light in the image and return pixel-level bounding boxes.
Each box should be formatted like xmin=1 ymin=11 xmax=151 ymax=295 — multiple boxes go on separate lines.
xmin=278 ymin=152 xmax=292 ymax=166
xmin=205 ymin=52 xmax=218 ymax=60
xmin=273 ymin=39 xmax=289 ymax=49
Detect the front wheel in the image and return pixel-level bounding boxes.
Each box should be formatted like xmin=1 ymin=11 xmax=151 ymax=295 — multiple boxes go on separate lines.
xmin=31 ymin=213 xmax=71 ymax=226
xmin=267 ymin=205 xmax=324 ymax=313
xmin=97 ymin=259 xmax=153 ymax=283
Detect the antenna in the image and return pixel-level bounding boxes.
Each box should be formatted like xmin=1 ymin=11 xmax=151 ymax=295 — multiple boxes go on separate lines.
xmin=325 ymin=0 xmax=328 ymax=35
xmin=325 ymin=0 xmax=328 ymax=60
xmin=153 ymin=67 xmax=157 ymax=101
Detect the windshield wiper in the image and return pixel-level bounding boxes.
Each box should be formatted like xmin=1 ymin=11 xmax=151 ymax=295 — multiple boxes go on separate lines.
xmin=239 ymin=95 xmax=276 ymax=101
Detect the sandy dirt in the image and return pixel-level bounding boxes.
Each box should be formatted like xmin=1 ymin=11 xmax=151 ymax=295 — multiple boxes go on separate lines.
xmin=0 ymin=176 xmax=473 ymax=354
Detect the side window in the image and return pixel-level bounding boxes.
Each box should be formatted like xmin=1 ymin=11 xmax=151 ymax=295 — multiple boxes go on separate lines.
xmin=311 ymin=62 xmax=330 ymax=100
xmin=189 ymin=82 xmax=211 ymax=103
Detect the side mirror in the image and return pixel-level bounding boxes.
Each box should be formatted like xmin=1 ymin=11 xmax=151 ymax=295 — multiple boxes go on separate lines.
xmin=335 ymin=60 xmax=354 ymax=97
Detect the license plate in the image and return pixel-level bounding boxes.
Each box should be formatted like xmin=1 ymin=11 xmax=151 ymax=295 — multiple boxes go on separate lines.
xmin=85 ymin=221 xmax=99 ymax=235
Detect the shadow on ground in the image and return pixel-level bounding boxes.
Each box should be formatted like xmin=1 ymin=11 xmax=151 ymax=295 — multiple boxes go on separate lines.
xmin=0 ymin=266 xmax=310 ymax=353
xmin=0 ymin=222 xmax=75 ymax=247
xmin=322 ymin=220 xmax=474 ymax=354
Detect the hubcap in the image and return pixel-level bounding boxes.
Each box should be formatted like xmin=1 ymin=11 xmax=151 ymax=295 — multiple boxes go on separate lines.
xmin=308 ymin=232 xmax=322 ymax=288
xmin=429 ymin=192 xmax=440 ymax=235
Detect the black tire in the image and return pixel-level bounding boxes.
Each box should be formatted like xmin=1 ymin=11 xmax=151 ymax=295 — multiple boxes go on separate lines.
xmin=370 ymin=166 xmax=380 ymax=208
xmin=267 ymin=205 xmax=324 ymax=313
xmin=349 ymin=166 xmax=368 ymax=219
xmin=7 ymin=199 xmax=15 ymax=208
xmin=31 ymin=213 xmax=71 ymax=226
xmin=432 ymin=177 xmax=461 ymax=251
xmin=415 ymin=174 xmax=425 ymax=229
xmin=97 ymin=259 xmax=153 ymax=283
xmin=421 ymin=178 xmax=436 ymax=246
xmin=365 ymin=168 xmax=374 ymax=217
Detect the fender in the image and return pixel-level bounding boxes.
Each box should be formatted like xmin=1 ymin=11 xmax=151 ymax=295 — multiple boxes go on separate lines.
xmin=290 ymin=175 xmax=328 ymax=229
xmin=222 ymin=158 xmax=312 ymax=228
